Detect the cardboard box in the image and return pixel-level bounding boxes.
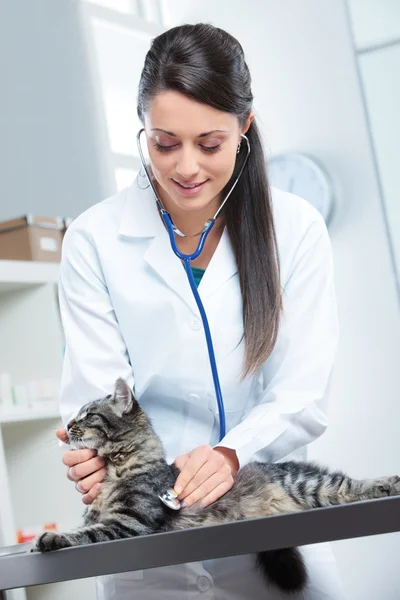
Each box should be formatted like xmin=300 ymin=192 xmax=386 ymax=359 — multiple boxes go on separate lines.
xmin=0 ymin=215 xmax=64 ymax=262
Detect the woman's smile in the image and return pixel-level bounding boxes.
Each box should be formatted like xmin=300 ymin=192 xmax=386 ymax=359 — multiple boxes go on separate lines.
xmin=171 ymin=178 xmax=209 ymax=196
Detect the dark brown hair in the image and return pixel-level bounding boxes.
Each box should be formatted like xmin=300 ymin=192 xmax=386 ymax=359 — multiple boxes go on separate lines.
xmin=137 ymin=23 xmax=281 ymax=378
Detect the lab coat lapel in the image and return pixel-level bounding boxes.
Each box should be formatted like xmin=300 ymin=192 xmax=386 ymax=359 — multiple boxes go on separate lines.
xmin=144 ymin=232 xmax=201 ymax=314
xmin=118 ymin=180 xmax=201 ymax=315
xmin=199 ymin=227 xmax=238 ymax=298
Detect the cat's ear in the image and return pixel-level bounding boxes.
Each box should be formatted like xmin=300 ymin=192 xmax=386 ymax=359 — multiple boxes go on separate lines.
xmin=112 ymin=378 xmax=134 ymax=417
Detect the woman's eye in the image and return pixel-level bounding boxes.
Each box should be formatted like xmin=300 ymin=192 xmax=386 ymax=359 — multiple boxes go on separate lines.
xmin=200 ymin=145 xmax=221 ymax=153
xmin=153 ymin=142 xmax=221 ymax=154
xmin=153 ymin=142 xmax=176 ymax=153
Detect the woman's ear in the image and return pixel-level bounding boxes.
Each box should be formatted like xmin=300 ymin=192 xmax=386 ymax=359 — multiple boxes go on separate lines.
xmin=241 ymin=112 xmax=255 ymax=137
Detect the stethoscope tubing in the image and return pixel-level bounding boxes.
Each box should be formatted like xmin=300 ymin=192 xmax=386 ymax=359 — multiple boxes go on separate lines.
xmin=136 ymin=128 xmax=250 ymax=443
xmin=161 ymin=212 xmax=226 ymax=439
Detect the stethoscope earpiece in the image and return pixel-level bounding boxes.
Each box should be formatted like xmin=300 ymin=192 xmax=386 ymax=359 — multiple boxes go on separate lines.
xmin=136 ymin=128 xmax=250 ymax=239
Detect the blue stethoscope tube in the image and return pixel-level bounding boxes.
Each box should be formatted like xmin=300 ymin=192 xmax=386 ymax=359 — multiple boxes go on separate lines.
xmin=160 ymin=211 xmax=226 ymax=439
xmin=136 ymin=128 xmax=250 ymax=444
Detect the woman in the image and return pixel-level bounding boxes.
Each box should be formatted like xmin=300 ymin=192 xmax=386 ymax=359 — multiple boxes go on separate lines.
xmin=56 ymin=23 xmax=343 ymax=599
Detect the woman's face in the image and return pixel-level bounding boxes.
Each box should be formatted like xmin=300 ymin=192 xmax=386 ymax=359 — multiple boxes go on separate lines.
xmin=143 ymin=91 xmax=253 ymax=216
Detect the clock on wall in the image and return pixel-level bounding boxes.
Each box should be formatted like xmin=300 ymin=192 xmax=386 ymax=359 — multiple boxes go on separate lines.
xmin=268 ymin=153 xmax=334 ymax=225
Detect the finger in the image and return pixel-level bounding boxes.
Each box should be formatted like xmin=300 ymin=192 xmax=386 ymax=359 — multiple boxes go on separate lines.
xmin=178 ymin=455 xmax=224 ymax=500
xmin=199 ymin=479 xmax=234 ymax=508
xmin=62 ymin=448 xmax=97 ymax=468
xmin=82 ymin=483 xmax=102 ymax=506
xmin=56 ymin=428 xmax=70 ymax=444
xmin=66 ymin=456 xmax=105 ymax=481
xmin=75 ymin=468 xmax=107 ymax=494
xmin=172 ymin=454 xmax=190 ymax=494
xmin=173 ymin=453 xmax=190 ymax=471
xmin=181 ymin=465 xmax=233 ymax=508
xmin=174 ymin=446 xmax=212 ymax=495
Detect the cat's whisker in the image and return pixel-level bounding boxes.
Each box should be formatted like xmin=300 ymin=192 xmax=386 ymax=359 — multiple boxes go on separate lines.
xmin=4 ymin=432 xmax=64 ymax=468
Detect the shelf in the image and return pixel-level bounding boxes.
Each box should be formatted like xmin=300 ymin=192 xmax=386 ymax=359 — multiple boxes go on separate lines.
xmin=0 ymin=406 xmax=61 ymax=425
xmin=0 ymin=260 xmax=60 ymax=294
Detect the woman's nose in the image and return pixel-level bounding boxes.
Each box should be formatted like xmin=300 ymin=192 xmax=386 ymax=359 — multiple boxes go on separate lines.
xmin=175 ymin=148 xmax=200 ymax=179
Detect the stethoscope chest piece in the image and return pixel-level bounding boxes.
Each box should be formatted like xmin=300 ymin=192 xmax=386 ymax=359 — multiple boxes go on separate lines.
xmin=159 ymin=489 xmax=181 ymax=510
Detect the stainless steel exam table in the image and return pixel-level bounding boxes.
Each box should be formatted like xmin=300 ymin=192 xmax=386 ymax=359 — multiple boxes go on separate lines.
xmin=1 ymin=496 xmax=400 ymax=597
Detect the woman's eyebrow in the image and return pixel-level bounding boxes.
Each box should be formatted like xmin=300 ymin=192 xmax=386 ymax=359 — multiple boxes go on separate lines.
xmin=151 ymin=128 xmax=228 ymax=138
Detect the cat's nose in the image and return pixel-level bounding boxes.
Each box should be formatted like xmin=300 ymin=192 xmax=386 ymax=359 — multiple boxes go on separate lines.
xmin=66 ymin=419 xmax=76 ymax=431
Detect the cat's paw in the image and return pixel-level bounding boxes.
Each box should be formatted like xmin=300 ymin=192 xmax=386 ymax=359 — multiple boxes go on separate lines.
xmin=386 ymin=476 xmax=400 ymax=495
xmin=373 ymin=476 xmax=400 ymax=497
xmin=32 ymin=531 xmax=73 ymax=553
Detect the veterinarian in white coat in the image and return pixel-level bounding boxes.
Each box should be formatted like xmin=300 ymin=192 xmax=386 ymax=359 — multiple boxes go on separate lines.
xmin=57 ymin=22 xmax=344 ymax=600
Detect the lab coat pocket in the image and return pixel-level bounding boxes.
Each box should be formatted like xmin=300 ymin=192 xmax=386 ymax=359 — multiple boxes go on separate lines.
xmin=208 ymin=389 xmax=248 ymax=435
xmin=96 ymin=571 xmax=145 ymax=599
xmin=112 ymin=570 xmax=145 ymax=594
xmin=117 ymin=570 xmax=144 ymax=580
xmin=224 ymin=409 xmax=243 ymax=433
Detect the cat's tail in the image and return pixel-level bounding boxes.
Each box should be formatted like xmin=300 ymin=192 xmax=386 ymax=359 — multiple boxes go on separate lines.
xmin=256 ymin=547 xmax=307 ymax=593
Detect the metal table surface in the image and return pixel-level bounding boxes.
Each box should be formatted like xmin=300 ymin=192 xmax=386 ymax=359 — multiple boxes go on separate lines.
xmin=0 ymin=497 xmax=400 ymax=592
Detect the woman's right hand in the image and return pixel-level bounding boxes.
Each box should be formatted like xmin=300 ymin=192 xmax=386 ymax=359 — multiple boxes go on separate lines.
xmin=56 ymin=428 xmax=107 ymax=505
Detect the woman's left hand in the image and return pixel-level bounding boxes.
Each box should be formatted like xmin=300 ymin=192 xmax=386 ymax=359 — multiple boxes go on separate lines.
xmin=173 ymin=445 xmax=239 ymax=508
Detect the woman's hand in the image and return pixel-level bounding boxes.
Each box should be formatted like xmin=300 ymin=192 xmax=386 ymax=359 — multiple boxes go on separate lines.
xmin=173 ymin=445 xmax=239 ymax=509
xmin=56 ymin=428 xmax=107 ymax=505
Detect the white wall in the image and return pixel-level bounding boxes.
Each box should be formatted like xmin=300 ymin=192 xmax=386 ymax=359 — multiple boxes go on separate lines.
xmin=347 ymin=0 xmax=400 ymax=48
xmin=0 ymin=0 xmax=113 ymax=222
xmin=163 ymin=1 xmax=400 ymax=598
xmin=356 ymin=44 xmax=400 ymax=297
xmin=347 ymin=0 xmax=400 ymax=297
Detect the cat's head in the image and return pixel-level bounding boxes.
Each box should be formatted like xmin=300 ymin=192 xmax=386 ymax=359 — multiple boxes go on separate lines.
xmin=66 ymin=378 xmax=155 ymax=458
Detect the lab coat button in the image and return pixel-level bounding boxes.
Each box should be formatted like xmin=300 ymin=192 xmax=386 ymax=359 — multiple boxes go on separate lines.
xmin=196 ymin=576 xmax=212 ymax=592
xmin=188 ymin=393 xmax=200 ymax=402
xmin=189 ymin=317 xmax=202 ymax=331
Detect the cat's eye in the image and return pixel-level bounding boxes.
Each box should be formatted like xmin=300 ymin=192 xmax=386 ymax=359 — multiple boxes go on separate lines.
xmin=84 ymin=413 xmax=97 ymax=422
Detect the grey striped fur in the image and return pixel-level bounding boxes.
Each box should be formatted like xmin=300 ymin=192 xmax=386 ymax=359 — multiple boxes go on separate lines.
xmin=34 ymin=379 xmax=400 ymax=594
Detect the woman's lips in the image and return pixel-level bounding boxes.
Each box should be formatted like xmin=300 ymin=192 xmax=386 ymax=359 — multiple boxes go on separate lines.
xmin=171 ymin=179 xmax=208 ymax=196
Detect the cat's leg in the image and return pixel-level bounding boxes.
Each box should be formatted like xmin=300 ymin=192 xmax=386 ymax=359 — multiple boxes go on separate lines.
xmin=265 ymin=462 xmax=400 ymax=511
xmin=343 ymin=474 xmax=400 ymax=503
xmin=291 ymin=470 xmax=400 ymax=509
xmin=32 ymin=519 xmax=150 ymax=552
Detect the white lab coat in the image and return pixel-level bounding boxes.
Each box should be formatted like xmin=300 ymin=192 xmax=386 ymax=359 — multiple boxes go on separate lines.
xmin=59 ymin=176 xmax=344 ymax=599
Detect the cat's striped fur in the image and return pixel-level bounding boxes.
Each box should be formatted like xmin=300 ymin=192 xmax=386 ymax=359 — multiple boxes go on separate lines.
xmin=34 ymin=379 xmax=400 ymax=594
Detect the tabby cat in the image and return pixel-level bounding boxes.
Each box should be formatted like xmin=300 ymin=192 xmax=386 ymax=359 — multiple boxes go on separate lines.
xmin=33 ymin=379 xmax=400 ymax=594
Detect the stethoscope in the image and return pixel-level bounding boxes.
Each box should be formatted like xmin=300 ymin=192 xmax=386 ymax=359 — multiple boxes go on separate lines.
xmin=136 ymin=128 xmax=251 ymax=509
